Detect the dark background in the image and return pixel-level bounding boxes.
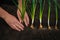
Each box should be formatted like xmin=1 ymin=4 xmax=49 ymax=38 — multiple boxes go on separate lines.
xmin=0 ymin=0 xmax=60 ymax=40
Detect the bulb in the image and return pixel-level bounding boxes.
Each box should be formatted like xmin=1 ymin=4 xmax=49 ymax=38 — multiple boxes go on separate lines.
xmin=39 ymin=24 xmax=43 ymax=29
xmin=48 ymin=26 xmax=51 ymax=30
xmin=30 ymin=24 xmax=35 ymax=29
xmin=55 ymin=26 xmax=58 ymax=30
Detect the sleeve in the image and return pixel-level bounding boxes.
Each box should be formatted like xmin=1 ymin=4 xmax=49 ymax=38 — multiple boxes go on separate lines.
xmin=0 ymin=0 xmax=18 ymax=17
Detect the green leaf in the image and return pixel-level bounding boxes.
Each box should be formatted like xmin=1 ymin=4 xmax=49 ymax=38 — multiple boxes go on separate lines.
xmin=54 ymin=0 xmax=58 ymax=25
xmin=48 ymin=0 xmax=51 ymax=26
xmin=53 ymin=0 xmax=60 ymax=9
xmin=21 ymin=0 xmax=26 ymax=20
xmin=12 ymin=0 xmax=21 ymax=14
xmin=39 ymin=0 xmax=45 ymax=23
xmin=12 ymin=0 xmax=26 ymax=20
xmin=31 ymin=0 xmax=37 ymax=24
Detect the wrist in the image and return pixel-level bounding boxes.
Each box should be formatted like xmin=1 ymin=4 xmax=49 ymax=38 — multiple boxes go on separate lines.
xmin=18 ymin=0 xmax=22 ymax=11
xmin=0 ymin=7 xmax=10 ymax=20
xmin=0 ymin=13 xmax=9 ymax=20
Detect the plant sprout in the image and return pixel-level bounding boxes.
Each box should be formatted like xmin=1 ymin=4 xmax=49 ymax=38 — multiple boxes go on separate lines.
xmin=53 ymin=0 xmax=60 ymax=9
xmin=39 ymin=0 xmax=45 ymax=29
xmin=57 ymin=4 xmax=60 ymax=9
xmin=48 ymin=0 xmax=51 ymax=30
xmin=12 ymin=0 xmax=26 ymax=20
xmin=53 ymin=0 xmax=58 ymax=30
xmin=30 ymin=0 xmax=37 ymax=29
xmin=39 ymin=0 xmax=43 ymax=29
xmin=21 ymin=0 xmax=26 ymax=20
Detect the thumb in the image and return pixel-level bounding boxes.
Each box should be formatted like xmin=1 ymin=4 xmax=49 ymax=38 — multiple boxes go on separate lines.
xmin=17 ymin=9 xmax=23 ymax=23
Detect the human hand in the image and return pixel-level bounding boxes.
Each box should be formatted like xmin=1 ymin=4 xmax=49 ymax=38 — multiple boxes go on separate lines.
xmin=17 ymin=9 xmax=29 ymax=27
xmin=4 ymin=13 xmax=24 ymax=31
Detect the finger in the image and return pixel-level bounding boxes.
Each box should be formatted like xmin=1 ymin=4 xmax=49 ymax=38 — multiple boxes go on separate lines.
xmin=17 ymin=9 xmax=23 ymax=22
xmin=24 ymin=12 xmax=29 ymax=26
xmin=16 ymin=20 xmax=24 ymax=28
xmin=24 ymin=16 xmax=28 ymax=26
xmin=15 ymin=23 xmax=24 ymax=30
xmin=25 ymin=12 xmax=29 ymax=25
xmin=11 ymin=24 xmax=21 ymax=31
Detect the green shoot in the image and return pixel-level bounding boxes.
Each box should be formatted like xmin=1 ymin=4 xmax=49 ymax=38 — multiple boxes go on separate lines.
xmin=48 ymin=0 xmax=51 ymax=30
xmin=39 ymin=0 xmax=43 ymax=29
xmin=31 ymin=0 xmax=37 ymax=24
xmin=12 ymin=0 xmax=26 ymax=20
xmin=12 ymin=0 xmax=22 ymax=14
xmin=39 ymin=0 xmax=45 ymax=29
xmin=39 ymin=0 xmax=43 ymax=24
xmin=53 ymin=0 xmax=60 ymax=9
xmin=30 ymin=0 xmax=37 ymax=29
xmin=21 ymin=0 xmax=26 ymax=20
xmin=54 ymin=0 xmax=58 ymax=30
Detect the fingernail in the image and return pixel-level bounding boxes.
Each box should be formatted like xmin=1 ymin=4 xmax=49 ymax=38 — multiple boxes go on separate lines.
xmin=22 ymin=28 xmax=24 ymax=30
xmin=18 ymin=29 xmax=21 ymax=31
xmin=20 ymin=27 xmax=24 ymax=30
xmin=26 ymin=24 xmax=28 ymax=27
xmin=17 ymin=30 xmax=21 ymax=31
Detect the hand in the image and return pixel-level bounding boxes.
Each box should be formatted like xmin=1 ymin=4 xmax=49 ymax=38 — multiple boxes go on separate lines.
xmin=17 ymin=9 xmax=29 ymax=26
xmin=4 ymin=13 xmax=24 ymax=31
